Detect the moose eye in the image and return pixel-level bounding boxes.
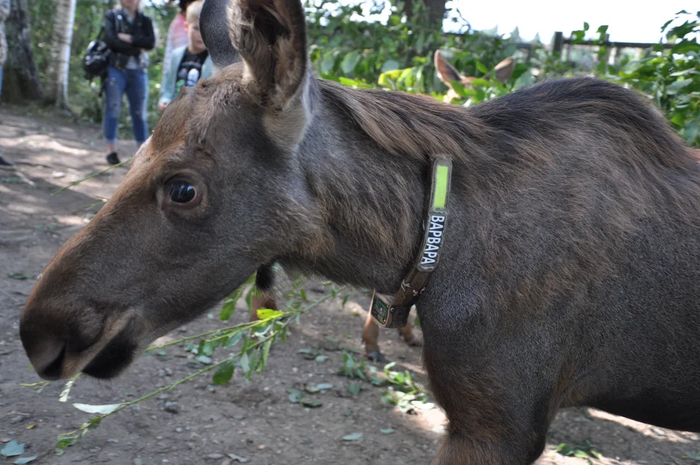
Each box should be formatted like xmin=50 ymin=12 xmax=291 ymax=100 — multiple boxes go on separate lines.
xmin=168 ymin=181 xmax=197 ymax=204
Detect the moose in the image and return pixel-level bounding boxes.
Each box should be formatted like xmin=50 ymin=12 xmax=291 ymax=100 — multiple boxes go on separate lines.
xmin=19 ymin=0 xmax=700 ymax=463
xmin=434 ymin=49 xmax=515 ymax=102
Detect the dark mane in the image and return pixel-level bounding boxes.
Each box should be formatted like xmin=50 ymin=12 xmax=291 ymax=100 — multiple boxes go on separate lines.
xmin=318 ymin=77 xmax=696 ymax=175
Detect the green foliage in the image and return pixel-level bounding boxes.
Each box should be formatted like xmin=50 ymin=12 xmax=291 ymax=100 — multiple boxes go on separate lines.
xmin=307 ymin=0 xmax=515 ymax=94
xmin=379 ymin=362 xmax=432 ymax=413
xmin=554 ymin=440 xmax=603 ymax=464
xmin=337 ymin=351 xmax=368 ymax=379
xmin=607 ymin=12 xmax=700 ymax=146
xmin=30 ymin=274 xmax=345 ymax=452
xmin=25 ymin=1 xmax=699 ymax=147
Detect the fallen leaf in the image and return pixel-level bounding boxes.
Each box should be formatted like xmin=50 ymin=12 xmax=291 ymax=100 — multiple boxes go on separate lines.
xmin=8 ymin=273 xmax=29 ymax=281
xmin=300 ymin=398 xmax=322 ymax=408
xmin=227 ymin=453 xmax=250 ymax=463
xmin=342 ymin=433 xmax=363 ymax=441
xmin=347 ymin=382 xmax=360 ymax=396
xmin=15 ymin=457 xmax=37 ymax=464
xmin=1 ymin=440 xmax=25 ymax=457
xmin=380 ymin=428 xmax=395 ymax=434
xmin=73 ymin=403 xmax=122 ymax=415
xmin=286 ymin=387 xmax=303 ymax=403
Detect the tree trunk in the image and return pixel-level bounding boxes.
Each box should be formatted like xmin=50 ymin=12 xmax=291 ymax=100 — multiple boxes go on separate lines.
xmin=44 ymin=0 xmax=77 ymax=110
xmin=404 ymin=0 xmax=446 ymax=28
xmin=2 ymin=0 xmax=43 ymax=103
xmin=424 ymin=0 xmax=446 ymax=26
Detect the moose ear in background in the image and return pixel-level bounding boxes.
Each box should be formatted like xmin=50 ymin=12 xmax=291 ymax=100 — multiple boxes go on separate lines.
xmin=494 ymin=57 xmax=515 ymax=84
xmin=200 ymin=0 xmax=242 ymax=71
xmin=434 ymin=50 xmax=464 ymax=87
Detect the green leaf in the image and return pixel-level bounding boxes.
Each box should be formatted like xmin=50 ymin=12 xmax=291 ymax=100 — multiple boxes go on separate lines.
xmin=8 ymin=272 xmax=29 ymax=280
xmin=661 ymin=18 xmax=674 ymax=33
xmin=583 ymin=22 xmax=590 ymax=31
xmin=341 ymin=295 xmax=349 ymax=308
xmin=672 ymin=39 xmax=700 ymax=54
xmin=476 ymin=61 xmax=488 ymax=74
xmin=381 ymin=60 xmax=400 ymax=72
xmin=219 ymin=288 xmax=243 ymax=321
xmin=378 ymin=68 xmax=403 ymax=87
xmin=224 ymin=331 xmax=244 ymax=348
xmin=470 ymin=78 xmax=490 ymax=88
xmin=239 ymin=353 xmax=250 ymax=372
xmin=315 ymin=355 xmax=328 ymax=363
xmin=1 ymin=440 xmax=25 ymax=457
xmin=301 ymin=398 xmax=323 ymax=408
xmin=342 ymin=433 xmax=363 ymax=441
xmin=341 ymin=50 xmax=361 ymax=75
xmin=597 ymin=25 xmax=609 ymax=35
xmin=260 ymin=339 xmax=272 ymax=369
xmin=286 ymin=387 xmax=303 ymax=403
xmin=450 ymin=80 xmax=468 ymax=98
xmin=348 ymin=382 xmax=361 ymax=396
xmin=257 ymin=309 xmax=284 ymax=320
xmin=213 ymin=360 xmax=235 ymax=385
xmin=380 ymin=428 xmax=395 ymax=434
xmin=196 ymin=355 xmax=212 ymax=365
xmin=321 ymin=51 xmax=337 ymax=74
xmin=245 ymin=288 xmax=254 ymax=312
xmin=72 ymin=403 xmax=122 ymax=415
xmin=14 ymin=457 xmax=37 ymax=464
xmin=667 ymin=79 xmax=693 ymax=93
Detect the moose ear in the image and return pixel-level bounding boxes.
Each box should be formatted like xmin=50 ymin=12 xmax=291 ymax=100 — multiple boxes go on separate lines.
xmin=200 ymin=0 xmax=242 ymax=71
xmin=228 ymin=0 xmax=309 ymax=109
xmin=434 ymin=50 xmax=464 ymax=88
xmin=494 ymin=57 xmax=515 ymax=84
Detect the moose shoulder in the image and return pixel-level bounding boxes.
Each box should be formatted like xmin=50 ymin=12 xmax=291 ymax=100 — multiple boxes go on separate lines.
xmin=19 ymin=0 xmax=700 ymax=463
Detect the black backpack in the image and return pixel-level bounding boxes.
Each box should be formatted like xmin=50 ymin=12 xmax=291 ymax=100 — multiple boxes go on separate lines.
xmin=82 ymin=30 xmax=111 ymax=79
xmin=82 ymin=13 xmax=118 ymax=79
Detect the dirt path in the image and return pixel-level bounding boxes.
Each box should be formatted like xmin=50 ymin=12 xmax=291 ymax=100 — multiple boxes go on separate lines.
xmin=0 ymin=108 xmax=698 ymax=465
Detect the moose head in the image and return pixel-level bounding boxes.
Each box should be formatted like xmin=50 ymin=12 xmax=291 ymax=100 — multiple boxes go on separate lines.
xmin=434 ymin=49 xmax=515 ymax=103
xmin=19 ymin=0 xmax=356 ymax=381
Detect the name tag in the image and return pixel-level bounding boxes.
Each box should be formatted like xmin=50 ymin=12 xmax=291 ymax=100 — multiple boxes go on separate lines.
xmin=419 ymin=213 xmax=446 ymax=270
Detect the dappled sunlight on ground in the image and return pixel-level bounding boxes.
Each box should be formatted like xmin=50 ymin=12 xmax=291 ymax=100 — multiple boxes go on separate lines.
xmin=0 ymin=108 xmax=698 ymax=464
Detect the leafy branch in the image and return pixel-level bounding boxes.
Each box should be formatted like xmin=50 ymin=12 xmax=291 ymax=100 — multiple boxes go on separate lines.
xmin=18 ymin=272 xmax=345 ymax=453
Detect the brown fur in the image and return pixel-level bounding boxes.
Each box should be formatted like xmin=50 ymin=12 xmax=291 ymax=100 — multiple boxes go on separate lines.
xmin=20 ymin=1 xmax=700 ymax=464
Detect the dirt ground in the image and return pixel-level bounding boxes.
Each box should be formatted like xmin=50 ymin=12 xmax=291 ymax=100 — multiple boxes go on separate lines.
xmin=1 ymin=107 xmax=698 ymax=465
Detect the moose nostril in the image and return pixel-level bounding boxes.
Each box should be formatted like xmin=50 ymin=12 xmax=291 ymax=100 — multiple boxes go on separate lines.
xmin=20 ymin=320 xmax=69 ymax=381
xmin=41 ymin=342 xmax=67 ymax=381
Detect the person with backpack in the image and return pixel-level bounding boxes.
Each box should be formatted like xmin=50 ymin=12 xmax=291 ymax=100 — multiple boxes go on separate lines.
xmin=158 ymin=1 xmax=212 ymax=113
xmin=102 ymin=0 xmax=155 ymax=165
xmin=161 ymin=0 xmax=195 ymax=87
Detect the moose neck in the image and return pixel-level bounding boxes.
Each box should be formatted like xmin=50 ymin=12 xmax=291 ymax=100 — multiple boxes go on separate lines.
xmin=279 ymin=78 xmax=485 ymax=293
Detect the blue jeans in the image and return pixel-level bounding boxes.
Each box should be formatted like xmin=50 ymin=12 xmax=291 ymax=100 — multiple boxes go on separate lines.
xmin=103 ymin=67 xmax=149 ymax=145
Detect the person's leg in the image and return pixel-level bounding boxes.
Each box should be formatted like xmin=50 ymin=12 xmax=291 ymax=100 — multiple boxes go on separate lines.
xmin=125 ymin=68 xmax=149 ymax=147
xmin=0 ymin=66 xmax=10 ymax=167
xmin=103 ymin=67 xmax=127 ymax=164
